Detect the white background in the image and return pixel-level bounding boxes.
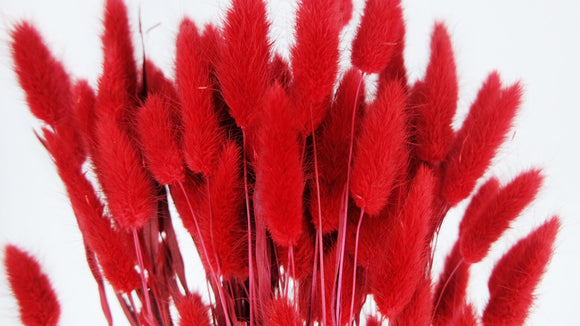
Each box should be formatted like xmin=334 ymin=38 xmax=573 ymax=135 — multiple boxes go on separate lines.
xmin=0 ymin=0 xmax=579 ymax=325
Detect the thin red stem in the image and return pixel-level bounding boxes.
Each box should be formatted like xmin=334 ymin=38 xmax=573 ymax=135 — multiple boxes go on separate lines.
xmin=206 ymin=180 xmax=223 ymax=282
xmin=290 ymin=245 xmax=297 ymax=306
xmin=348 ymin=209 xmax=364 ymax=325
xmin=119 ymin=292 xmax=139 ymax=326
xmin=432 ymin=258 xmax=465 ymax=322
xmin=84 ymin=245 xmax=113 ymax=326
xmin=429 ymin=201 xmax=451 ymax=271
xmin=336 ymin=72 xmax=365 ymax=323
xmin=131 ymin=228 xmax=155 ymax=325
xmin=177 ymin=181 xmax=232 ymax=326
xmin=285 ymin=248 xmax=290 ymax=299
xmin=206 ymin=279 xmax=217 ymax=326
xmin=309 ymin=231 xmax=320 ymax=325
xmin=241 ymin=131 xmax=255 ymax=326
xmin=310 ymin=104 xmax=327 ymax=326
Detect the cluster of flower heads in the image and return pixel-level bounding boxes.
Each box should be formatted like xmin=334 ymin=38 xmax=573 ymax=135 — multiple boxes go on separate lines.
xmin=4 ymin=0 xmax=559 ymax=325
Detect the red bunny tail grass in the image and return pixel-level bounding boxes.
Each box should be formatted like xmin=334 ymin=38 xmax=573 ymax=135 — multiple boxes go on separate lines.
xmin=99 ymin=0 xmax=137 ymax=113
xmin=370 ymin=165 xmax=433 ymax=317
xmin=460 ymin=169 xmax=543 ymax=264
xmin=350 ymin=79 xmax=407 ymax=216
xmin=142 ymin=60 xmax=176 ymax=97
xmin=94 ymin=113 xmax=157 ymax=229
xmin=337 ymin=0 xmax=353 ymax=28
xmin=41 ymin=122 xmax=86 ymax=177
xmin=482 ymin=217 xmax=559 ymax=326
xmin=290 ymin=0 xmax=341 ymax=133
xmin=38 ymin=110 xmax=141 ymax=293
xmin=63 ymin=170 xmax=140 ymax=293
xmin=200 ymin=24 xmax=221 ymax=71
xmin=264 ymin=298 xmax=301 ymax=326
xmin=377 ymin=22 xmax=407 ymax=89
xmin=390 ymin=278 xmax=432 ymax=326
xmin=311 ymin=68 xmax=365 ymax=233
xmin=7 ymin=1 xmax=563 ymax=325
xmin=441 ymin=73 xmax=522 ymax=206
xmin=271 ymin=54 xmax=292 ymax=90
xmin=207 ymin=141 xmax=248 ymax=279
xmin=366 ymin=315 xmax=383 ymax=326
xmin=10 ymin=22 xmax=72 ymax=127
xmin=137 ymin=94 xmax=185 ymax=185
xmin=218 ymin=0 xmax=271 ymax=130
xmin=176 ymin=293 xmax=212 ymax=326
xmin=414 ymin=23 xmax=458 ymax=163
xmin=72 ymin=80 xmax=98 ymax=156
xmin=453 ymin=304 xmax=478 ymax=326
xmin=176 ymin=19 xmax=223 ymax=175
xmin=4 ymin=245 xmax=60 ymax=326
xmin=91 ymin=224 xmax=141 ymax=294
xmin=432 ymin=244 xmax=469 ymax=326
xmin=351 ymin=0 xmax=404 ymax=74
xmin=94 ymin=0 xmax=156 ymax=230
xmin=254 ymin=83 xmax=304 ymax=246
xmin=458 ymin=177 xmax=500 ymax=237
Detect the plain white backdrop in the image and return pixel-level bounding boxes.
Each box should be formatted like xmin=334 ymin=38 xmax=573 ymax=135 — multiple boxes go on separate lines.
xmin=0 ymin=0 xmax=579 ymax=325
